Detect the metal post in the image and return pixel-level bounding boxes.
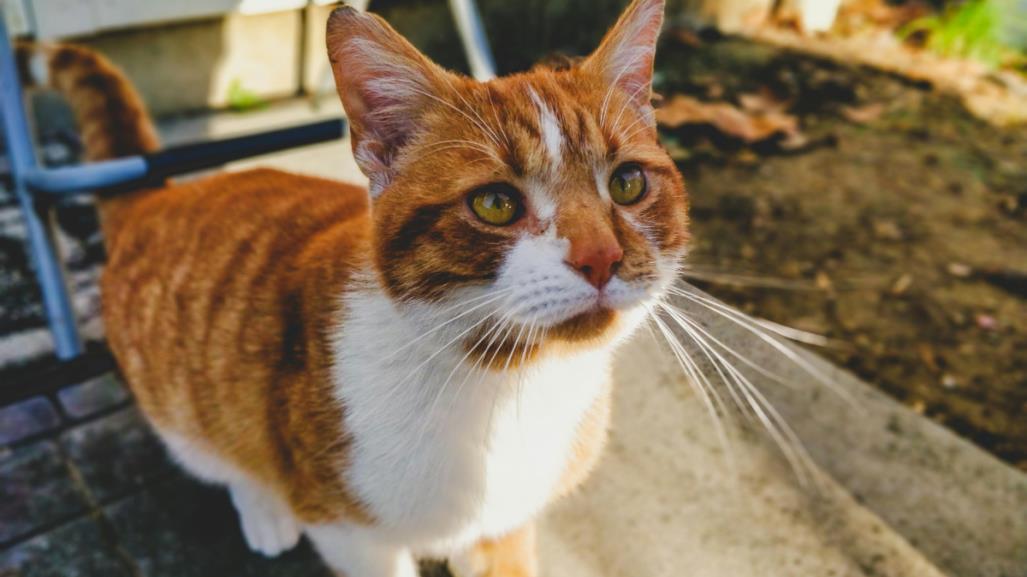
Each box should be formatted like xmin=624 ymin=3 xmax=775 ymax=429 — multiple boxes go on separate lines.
xmin=448 ymin=0 xmax=497 ymax=81
xmin=0 ymin=14 xmax=83 ymax=359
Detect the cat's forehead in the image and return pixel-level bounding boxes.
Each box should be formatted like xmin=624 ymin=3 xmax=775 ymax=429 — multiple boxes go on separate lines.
xmin=422 ymin=71 xmax=626 ymax=168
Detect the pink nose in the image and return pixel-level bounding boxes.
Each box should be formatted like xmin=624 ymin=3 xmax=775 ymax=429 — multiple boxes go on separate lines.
xmin=566 ymin=240 xmax=624 ymax=289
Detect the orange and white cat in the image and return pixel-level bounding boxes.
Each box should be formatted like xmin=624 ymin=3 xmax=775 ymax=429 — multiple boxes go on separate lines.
xmin=23 ymin=0 xmax=688 ymax=575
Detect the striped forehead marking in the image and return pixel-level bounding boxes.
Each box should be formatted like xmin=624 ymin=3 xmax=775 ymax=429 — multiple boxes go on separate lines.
xmin=527 ymin=87 xmax=564 ymax=171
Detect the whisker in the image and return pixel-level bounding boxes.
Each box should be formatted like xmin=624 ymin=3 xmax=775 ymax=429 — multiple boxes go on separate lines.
xmin=483 ymin=317 xmax=519 ymax=437
xmin=610 ymin=80 xmax=653 ymax=138
xmin=660 ymin=302 xmax=791 ymax=387
xmin=485 ymin=88 xmax=510 ymax=150
xmin=679 ymin=269 xmax=821 ymax=291
xmin=647 ymin=306 xmax=738 ymax=475
xmin=654 ymin=303 xmax=755 ymax=427
xmin=391 ymin=306 xmax=505 ymax=394
xmin=427 ymin=311 xmax=512 ymax=431
xmin=662 ymin=305 xmax=822 ymax=488
xmin=451 ymin=84 xmax=505 ymax=153
xmin=669 ymin=285 xmax=859 ymax=409
xmin=752 ymin=318 xmax=832 ymax=347
xmin=403 ymin=142 xmax=500 ymax=167
xmin=599 ymin=50 xmax=650 ymax=130
xmin=384 ymin=289 xmax=514 ymax=361
xmin=415 ymin=83 xmax=501 ymax=149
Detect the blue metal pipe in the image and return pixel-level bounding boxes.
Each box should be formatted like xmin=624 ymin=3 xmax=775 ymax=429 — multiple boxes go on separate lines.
xmin=0 ymin=14 xmax=84 ymax=358
xmin=24 ymin=157 xmax=148 ymax=195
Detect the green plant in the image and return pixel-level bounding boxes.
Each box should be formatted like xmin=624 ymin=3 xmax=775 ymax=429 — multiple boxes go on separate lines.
xmin=900 ymin=0 xmax=1026 ymax=68
xmin=226 ymin=78 xmax=268 ymax=112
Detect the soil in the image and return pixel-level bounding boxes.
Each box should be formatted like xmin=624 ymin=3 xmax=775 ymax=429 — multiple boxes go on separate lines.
xmin=654 ymin=33 xmax=1027 ymax=470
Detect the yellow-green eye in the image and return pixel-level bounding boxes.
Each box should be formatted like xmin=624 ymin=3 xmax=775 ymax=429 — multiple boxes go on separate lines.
xmin=469 ymin=185 xmax=522 ymax=226
xmin=609 ymin=164 xmax=647 ymax=205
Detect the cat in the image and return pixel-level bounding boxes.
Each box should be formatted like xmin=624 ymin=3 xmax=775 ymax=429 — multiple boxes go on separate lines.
xmin=21 ymin=0 xmax=688 ymax=575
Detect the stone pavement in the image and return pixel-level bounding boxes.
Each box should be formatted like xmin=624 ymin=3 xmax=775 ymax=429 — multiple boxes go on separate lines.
xmin=2 ymin=99 xmax=1025 ymax=577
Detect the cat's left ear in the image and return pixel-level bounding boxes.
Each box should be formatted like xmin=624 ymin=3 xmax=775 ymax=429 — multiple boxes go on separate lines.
xmin=326 ymin=7 xmax=451 ymax=197
xmin=582 ymin=0 xmax=665 ymax=126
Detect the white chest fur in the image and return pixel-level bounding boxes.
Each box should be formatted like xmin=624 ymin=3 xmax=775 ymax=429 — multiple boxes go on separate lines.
xmin=331 ymin=289 xmax=613 ymax=555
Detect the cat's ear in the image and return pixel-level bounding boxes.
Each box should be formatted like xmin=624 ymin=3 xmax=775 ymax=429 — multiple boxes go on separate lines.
xmin=327 ymin=7 xmax=449 ymax=196
xmin=582 ymin=0 xmax=665 ymax=124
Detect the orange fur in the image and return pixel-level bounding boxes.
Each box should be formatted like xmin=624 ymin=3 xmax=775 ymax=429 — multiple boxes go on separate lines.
xmin=23 ymin=1 xmax=687 ymax=574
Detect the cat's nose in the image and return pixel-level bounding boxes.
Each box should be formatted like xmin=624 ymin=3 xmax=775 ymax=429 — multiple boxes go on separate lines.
xmin=566 ymin=239 xmax=623 ymax=290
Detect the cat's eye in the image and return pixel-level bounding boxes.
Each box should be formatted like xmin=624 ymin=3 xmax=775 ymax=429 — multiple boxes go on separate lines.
xmin=469 ymin=185 xmax=522 ymax=226
xmin=609 ymin=164 xmax=647 ymax=205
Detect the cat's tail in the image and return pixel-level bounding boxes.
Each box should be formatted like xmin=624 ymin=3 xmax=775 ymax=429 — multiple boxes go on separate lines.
xmin=16 ymin=41 xmax=160 ymax=235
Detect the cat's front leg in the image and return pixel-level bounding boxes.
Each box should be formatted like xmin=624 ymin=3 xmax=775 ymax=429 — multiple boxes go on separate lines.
xmin=228 ymin=482 xmax=301 ymax=557
xmin=448 ymin=524 xmax=538 ymax=577
xmin=306 ymin=522 xmax=418 ymax=577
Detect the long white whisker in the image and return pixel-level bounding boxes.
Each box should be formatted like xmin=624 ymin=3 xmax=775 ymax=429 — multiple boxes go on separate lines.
xmin=428 ymin=312 xmax=512 ymax=431
xmin=485 ymin=88 xmax=510 ymax=150
xmin=669 ymin=285 xmax=859 ymax=409
xmin=599 ymin=50 xmax=650 ymax=130
xmin=666 ymin=306 xmax=821 ymax=488
xmin=451 ymin=83 xmax=505 ymax=152
xmin=647 ymin=307 xmax=737 ymax=475
xmin=654 ymin=303 xmax=754 ymax=427
xmin=392 ymin=306 xmax=504 ymax=393
xmin=385 ymin=289 xmax=514 ymax=361
xmin=661 ymin=303 xmax=790 ymax=386
xmin=610 ymin=80 xmax=652 ymax=135
xmin=416 ymin=83 xmax=501 ymax=149
xmin=752 ymin=318 xmax=831 ymax=347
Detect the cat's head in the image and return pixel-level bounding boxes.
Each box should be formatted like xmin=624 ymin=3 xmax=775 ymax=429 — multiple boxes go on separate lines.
xmin=328 ymin=0 xmax=687 ymax=365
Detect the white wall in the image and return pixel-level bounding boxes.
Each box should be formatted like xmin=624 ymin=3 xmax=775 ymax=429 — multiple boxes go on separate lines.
xmin=27 ymin=0 xmax=338 ymax=39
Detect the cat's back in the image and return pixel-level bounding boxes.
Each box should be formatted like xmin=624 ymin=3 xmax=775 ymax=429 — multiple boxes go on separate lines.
xmin=102 ymin=167 xmax=371 ymax=435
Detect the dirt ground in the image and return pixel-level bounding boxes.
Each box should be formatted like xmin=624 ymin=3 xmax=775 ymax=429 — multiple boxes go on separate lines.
xmin=654 ymin=34 xmax=1027 ymax=470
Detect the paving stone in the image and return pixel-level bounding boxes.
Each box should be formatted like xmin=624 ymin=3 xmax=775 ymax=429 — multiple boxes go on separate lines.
xmin=107 ymin=477 xmax=333 ymax=577
xmin=0 ymin=516 xmax=131 ymax=577
xmin=61 ymin=407 xmax=172 ymax=503
xmin=0 ymin=398 xmax=59 ymax=446
xmin=0 ymin=441 xmax=87 ymax=545
xmin=57 ymin=374 xmax=130 ymax=420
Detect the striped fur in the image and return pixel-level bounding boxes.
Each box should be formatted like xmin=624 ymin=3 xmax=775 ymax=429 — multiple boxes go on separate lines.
xmin=23 ymin=1 xmax=688 ymax=575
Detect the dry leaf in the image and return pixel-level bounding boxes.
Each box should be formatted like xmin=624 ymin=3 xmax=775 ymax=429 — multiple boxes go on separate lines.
xmin=656 ymin=95 xmax=803 ymax=144
xmin=738 ymin=87 xmax=790 ymax=113
xmin=842 ymin=102 xmax=886 ymax=124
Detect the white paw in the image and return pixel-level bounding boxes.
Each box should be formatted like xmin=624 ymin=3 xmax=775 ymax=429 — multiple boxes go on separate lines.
xmin=230 ymin=484 xmax=301 ymax=557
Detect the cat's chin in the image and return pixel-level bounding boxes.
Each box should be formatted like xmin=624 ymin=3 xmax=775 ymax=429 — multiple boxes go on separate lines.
xmin=547 ymin=307 xmax=619 ymax=343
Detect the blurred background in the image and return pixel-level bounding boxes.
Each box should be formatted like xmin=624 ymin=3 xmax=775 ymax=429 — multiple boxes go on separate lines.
xmin=0 ymin=1 xmax=1025 ymax=576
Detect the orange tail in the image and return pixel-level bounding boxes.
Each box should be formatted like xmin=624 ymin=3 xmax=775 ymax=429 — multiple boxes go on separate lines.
xmin=17 ymin=42 xmax=160 ymax=236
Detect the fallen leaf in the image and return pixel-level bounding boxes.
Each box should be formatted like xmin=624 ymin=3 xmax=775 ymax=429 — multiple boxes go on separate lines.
xmin=917 ymin=343 xmax=939 ymax=372
xmin=738 ymin=88 xmax=790 ymax=113
xmin=656 ymin=95 xmax=803 ymax=144
xmin=946 ymin=262 xmax=973 ymax=278
xmin=976 ymin=314 xmax=997 ymax=330
xmin=872 ymin=219 xmax=903 ymax=240
xmin=842 ymin=102 xmax=886 ymax=124
xmin=940 ymin=374 xmax=959 ymax=389
xmin=891 ymin=273 xmax=913 ymax=295
xmin=815 ymin=271 xmax=834 ymax=291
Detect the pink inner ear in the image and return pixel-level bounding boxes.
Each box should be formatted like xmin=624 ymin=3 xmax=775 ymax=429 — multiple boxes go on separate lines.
xmin=588 ymin=0 xmax=665 ymax=107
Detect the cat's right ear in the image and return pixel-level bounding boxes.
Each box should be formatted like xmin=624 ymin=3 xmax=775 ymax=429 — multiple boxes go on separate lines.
xmin=327 ymin=7 xmax=448 ymax=197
